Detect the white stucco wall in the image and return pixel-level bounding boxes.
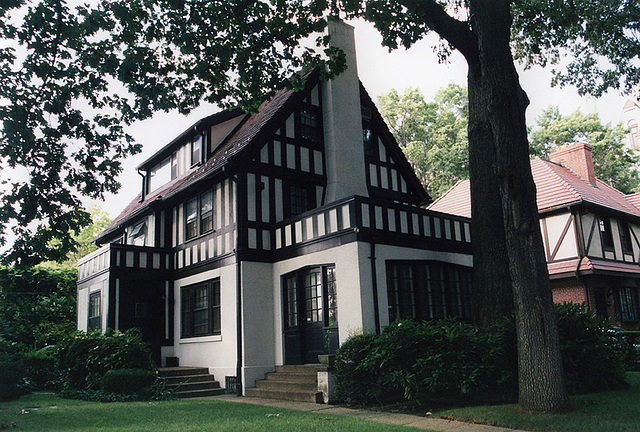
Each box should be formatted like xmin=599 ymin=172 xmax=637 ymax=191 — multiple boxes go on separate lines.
xmin=172 ymin=264 xmax=238 ymax=387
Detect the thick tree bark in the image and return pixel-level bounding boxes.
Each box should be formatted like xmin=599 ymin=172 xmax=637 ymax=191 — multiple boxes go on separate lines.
xmin=464 ymin=0 xmax=569 ymax=413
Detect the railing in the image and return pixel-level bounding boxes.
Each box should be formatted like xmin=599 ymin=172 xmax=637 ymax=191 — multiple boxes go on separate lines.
xmin=77 ymin=243 xmax=172 ymax=283
xmin=247 ymin=195 xmax=471 ymax=254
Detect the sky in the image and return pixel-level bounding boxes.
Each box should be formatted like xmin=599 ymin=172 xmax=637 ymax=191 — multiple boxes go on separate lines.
xmin=89 ymin=19 xmax=634 ymax=219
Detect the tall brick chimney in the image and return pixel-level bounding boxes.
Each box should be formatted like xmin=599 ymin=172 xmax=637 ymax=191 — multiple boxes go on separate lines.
xmin=549 ymin=142 xmax=597 ymax=185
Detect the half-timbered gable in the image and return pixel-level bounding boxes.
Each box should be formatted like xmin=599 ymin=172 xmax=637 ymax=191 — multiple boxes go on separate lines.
xmin=430 ymin=142 xmax=640 ymax=330
xmin=77 ymin=20 xmax=475 ymax=398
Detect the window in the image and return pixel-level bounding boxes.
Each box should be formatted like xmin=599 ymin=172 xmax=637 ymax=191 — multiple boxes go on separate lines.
xmin=171 ymin=151 xmax=178 ymax=179
xmin=326 ymin=267 xmax=338 ymax=326
xmin=185 ymin=197 xmax=198 ymax=240
xmin=599 ymin=217 xmax=614 ymax=250
xmin=300 ymin=108 xmax=320 ymax=142
xmin=387 ymin=261 xmax=472 ymax=322
xmin=200 ymin=191 xmax=213 ymax=233
xmin=130 ymin=222 xmax=146 ymax=246
xmin=363 ymin=127 xmax=376 ymax=158
xmin=88 ymin=292 xmax=101 ymax=331
xmin=149 ymin=157 xmax=172 ymax=193
xmin=620 ymin=221 xmax=633 ymax=254
xmin=614 ymin=287 xmax=639 ymax=322
xmin=283 ymin=266 xmax=337 ymax=329
xmin=191 ymin=134 xmax=203 ymax=166
xmin=181 ymin=279 xmax=221 ymax=338
xmin=290 ymin=185 xmax=311 ymax=217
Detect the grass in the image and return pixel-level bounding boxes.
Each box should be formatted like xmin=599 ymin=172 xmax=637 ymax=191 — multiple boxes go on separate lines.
xmin=437 ymin=371 xmax=640 ymax=432
xmin=0 ymin=393 xmax=429 ymax=432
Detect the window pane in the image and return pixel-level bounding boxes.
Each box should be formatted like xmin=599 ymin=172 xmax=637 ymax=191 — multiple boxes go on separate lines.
xmin=186 ymin=197 xmax=198 ymax=239
xmin=191 ymin=134 xmax=202 ymax=166
xmin=326 ymin=267 xmax=338 ymax=326
xmin=201 ymin=191 xmax=213 ymax=233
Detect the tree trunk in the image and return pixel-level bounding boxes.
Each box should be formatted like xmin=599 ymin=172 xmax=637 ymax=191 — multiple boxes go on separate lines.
xmin=466 ymin=0 xmax=569 ymax=413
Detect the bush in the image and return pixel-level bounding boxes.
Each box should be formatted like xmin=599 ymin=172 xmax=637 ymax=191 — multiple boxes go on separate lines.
xmin=24 ymin=346 xmax=60 ymax=391
xmin=0 ymin=352 xmax=25 ymax=402
xmin=102 ymin=369 xmax=156 ymax=394
xmin=57 ymin=328 xmax=154 ymax=391
xmin=555 ymin=303 xmax=628 ymax=394
xmin=334 ymin=332 xmax=388 ymax=404
xmin=335 ymin=320 xmax=516 ymax=406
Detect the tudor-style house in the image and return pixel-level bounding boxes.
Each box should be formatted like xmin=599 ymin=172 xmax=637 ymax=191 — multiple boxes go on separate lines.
xmin=76 ymin=21 xmax=473 ymax=396
xmin=430 ymin=142 xmax=640 ymax=331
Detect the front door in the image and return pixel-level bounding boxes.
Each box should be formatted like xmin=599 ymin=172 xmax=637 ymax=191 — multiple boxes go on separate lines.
xmin=283 ymin=266 xmax=338 ymax=365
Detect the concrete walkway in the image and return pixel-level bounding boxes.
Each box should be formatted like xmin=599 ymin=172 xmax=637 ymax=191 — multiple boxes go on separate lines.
xmin=208 ymin=394 xmax=529 ymax=432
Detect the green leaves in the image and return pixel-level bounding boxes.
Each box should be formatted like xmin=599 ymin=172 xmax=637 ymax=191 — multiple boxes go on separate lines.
xmin=0 ymin=0 xmax=342 ymax=265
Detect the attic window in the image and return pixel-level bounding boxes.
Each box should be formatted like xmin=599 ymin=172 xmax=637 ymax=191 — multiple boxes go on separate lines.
xmin=191 ymin=134 xmax=203 ymax=166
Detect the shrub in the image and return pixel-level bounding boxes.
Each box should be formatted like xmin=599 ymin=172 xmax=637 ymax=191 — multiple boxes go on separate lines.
xmin=57 ymin=328 xmax=154 ymax=391
xmin=0 ymin=352 xmax=25 ymax=402
xmin=24 ymin=346 xmax=60 ymax=391
xmin=334 ymin=332 xmax=388 ymax=404
xmin=102 ymin=368 xmax=156 ymax=394
xmin=555 ymin=303 xmax=627 ymax=394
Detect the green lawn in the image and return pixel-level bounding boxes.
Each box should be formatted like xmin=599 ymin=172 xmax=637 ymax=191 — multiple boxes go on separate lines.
xmin=438 ymin=372 xmax=640 ymax=432
xmin=0 ymin=394 xmax=426 ymax=432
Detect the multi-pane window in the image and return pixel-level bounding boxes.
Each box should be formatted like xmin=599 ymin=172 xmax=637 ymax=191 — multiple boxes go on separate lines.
xmin=284 ymin=275 xmax=298 ymax=329
xmin=185 ymin=192 xmax=215 ymax=240
xmin=326 ymin=267 xmax=338 ymax=326
xmin=191 ymin=134 xmax=203 ymax=166
xmin=186 ymin=197 xmax=198 ymax=240
xmin=290 ymin=185 xmax=309 ymax=217
xmin=620 ymin=221 xmax=633 ymax=254
xmin=200 ymin=191 xmax=213 ymax=234
xmin=300 ymin=108 xmax=320 ymax=142
xmin=614 ymin=287 xmax=639 ymax=322
xmin=181 ymin=279 xmax=221 ymax=338
xmin=88 ymin=292 xmax=101 ymax=331
xmin=387 ymin=261 xmax=473 ymax=323
xmin=305 ymin=270 xmax=323 ymax=323
xmin=283 ymin=266 xmax=337 ymax=329
xmin=599 ymin=217 xmax=615 ymax=250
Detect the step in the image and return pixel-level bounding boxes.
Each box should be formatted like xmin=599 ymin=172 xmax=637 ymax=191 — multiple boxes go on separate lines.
xmin=254 ymin=379 xmax=317 ymax=392
xmin=245 ymin=387 xmax=323 ymax=403
xmin=159 ymin=374 xmax=218 ymax=386
xmin=274 ymin=364 xmax=322 ymax=375
xmin=158 ymin=367 xmax=210 ymax=377
xmin=264 ymin=371 xmax=318 ymax=384
xmin=175 ymin=387 xmax=226 ymax=398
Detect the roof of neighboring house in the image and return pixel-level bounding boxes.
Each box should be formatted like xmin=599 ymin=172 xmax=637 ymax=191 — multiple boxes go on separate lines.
xmin=95 ymin=70 xmax=316 ymax=244
xmin=428 ymin=157 xmax=640 ymax=219
xmin=548 ymin=257 xmax=640 ymax=279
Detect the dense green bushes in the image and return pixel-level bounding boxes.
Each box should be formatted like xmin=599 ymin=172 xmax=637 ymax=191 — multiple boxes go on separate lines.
xmin=335 ymin=304 xmax=629 ymax=406
xmin=57 ymin=328 xmax=154 ymax=391
xmin=0 ymin=352 xmax=25 ymax=402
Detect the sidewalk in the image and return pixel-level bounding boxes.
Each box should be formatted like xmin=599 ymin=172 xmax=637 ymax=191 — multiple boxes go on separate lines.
xmin=209 ymin=394 xmax=529 ymax=432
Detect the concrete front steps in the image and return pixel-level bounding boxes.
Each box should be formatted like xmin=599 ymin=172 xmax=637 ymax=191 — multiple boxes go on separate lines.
xmin=246 ymin=364 xmax=323 ymax=403
xmin=158 ymin=367 xmax=225 ymax=398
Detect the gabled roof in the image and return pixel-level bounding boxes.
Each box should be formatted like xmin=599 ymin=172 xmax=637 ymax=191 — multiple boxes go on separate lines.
xmin=96 ymin=70 xmax=319 ymax=244
xmin=428 ymin=157 xmax=640 ymax=220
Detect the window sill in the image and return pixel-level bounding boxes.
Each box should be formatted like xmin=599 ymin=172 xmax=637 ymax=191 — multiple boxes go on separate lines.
xmin=179 ymin=334 xmax=222 ymax=344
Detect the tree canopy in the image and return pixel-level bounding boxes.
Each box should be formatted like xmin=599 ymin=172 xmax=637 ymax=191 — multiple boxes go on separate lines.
xmin=2 ymin=0 xmax=639 ymax=413
xmin=531 ymin=107 xmax=640 ymax=194
xmin=378 ymin=84 xmax=469 ymax=197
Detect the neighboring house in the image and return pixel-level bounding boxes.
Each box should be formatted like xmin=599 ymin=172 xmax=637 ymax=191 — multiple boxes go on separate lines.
xmin=622 ymin=98 xmax=640 ymax=151
xmin=430 ymin=142 xmax=640 ymax=330
xmin=76 ymin=21 xmax=473 ymax=393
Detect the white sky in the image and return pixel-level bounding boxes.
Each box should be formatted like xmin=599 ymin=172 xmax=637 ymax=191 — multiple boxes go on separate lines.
xmin=81 ymin=19 xmax=636 ymax=218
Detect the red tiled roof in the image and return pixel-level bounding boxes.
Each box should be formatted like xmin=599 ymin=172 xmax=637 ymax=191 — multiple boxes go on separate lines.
xmin=428 ymin=157 xmax=640 ymax=219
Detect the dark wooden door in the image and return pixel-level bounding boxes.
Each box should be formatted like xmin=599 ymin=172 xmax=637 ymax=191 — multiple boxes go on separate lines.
xmin=283 ymin=266 xmax=338 ymax=365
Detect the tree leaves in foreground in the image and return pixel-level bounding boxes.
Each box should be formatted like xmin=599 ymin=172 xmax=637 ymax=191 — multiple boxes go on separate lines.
xmin=378 ymin=85 xmax=469 ymax=198
xmin=530 ymin=107 xmax=640 ymax=194
xmin=0 ymin=0 xmax=343 ymax=266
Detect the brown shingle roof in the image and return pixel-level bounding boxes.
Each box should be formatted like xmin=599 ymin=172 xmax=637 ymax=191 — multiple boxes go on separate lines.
xmin=95 ymin=72 xmax=313 ymax=244
xmin=428 ymin=157 xmax=640 ymax=219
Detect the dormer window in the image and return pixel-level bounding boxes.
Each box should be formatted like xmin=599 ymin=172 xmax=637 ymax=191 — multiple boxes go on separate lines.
xmin=620 ymin=220 xmax=633 ymax=254
xmin=599 ymin=217 xmax=614 ymax=251
xmin=191 ymin=134 xmax=203 ymax=166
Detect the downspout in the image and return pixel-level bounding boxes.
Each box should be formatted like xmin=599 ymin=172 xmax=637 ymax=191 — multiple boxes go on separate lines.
xmin=225 ymin=166 xmax=243 ymax=396
xmin=369 ymin=240 xmax=381 ymax=335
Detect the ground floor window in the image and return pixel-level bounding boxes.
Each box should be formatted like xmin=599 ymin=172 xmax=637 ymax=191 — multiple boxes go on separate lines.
xmin=88 ymin=291 xmax=101 ymax=331
xmin=387 ymin=261 xmax=472 ymax=322
xmin=181 ymin=279 xmax=221 ymax=338
xmin=614 ymin=287 xmax=639 ymax=322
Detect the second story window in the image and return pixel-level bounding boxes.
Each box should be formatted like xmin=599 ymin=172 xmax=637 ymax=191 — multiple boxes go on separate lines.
xmin=620 ymin=220 xmax=633 ymax=254
xmin=191 ymin=134 xmax=203 ymax=166
xmin=300 ymin=108 xmax=320 ymax=142
xmin=186 ymin=197 xmax=198 ymax=240
xmin=599 ymin=217 xmax=614 ymax=251
xmin=200 ymin=191 xmax=213 ymax=234
xmin=290 ymin=185 xmax=310 ymax=217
